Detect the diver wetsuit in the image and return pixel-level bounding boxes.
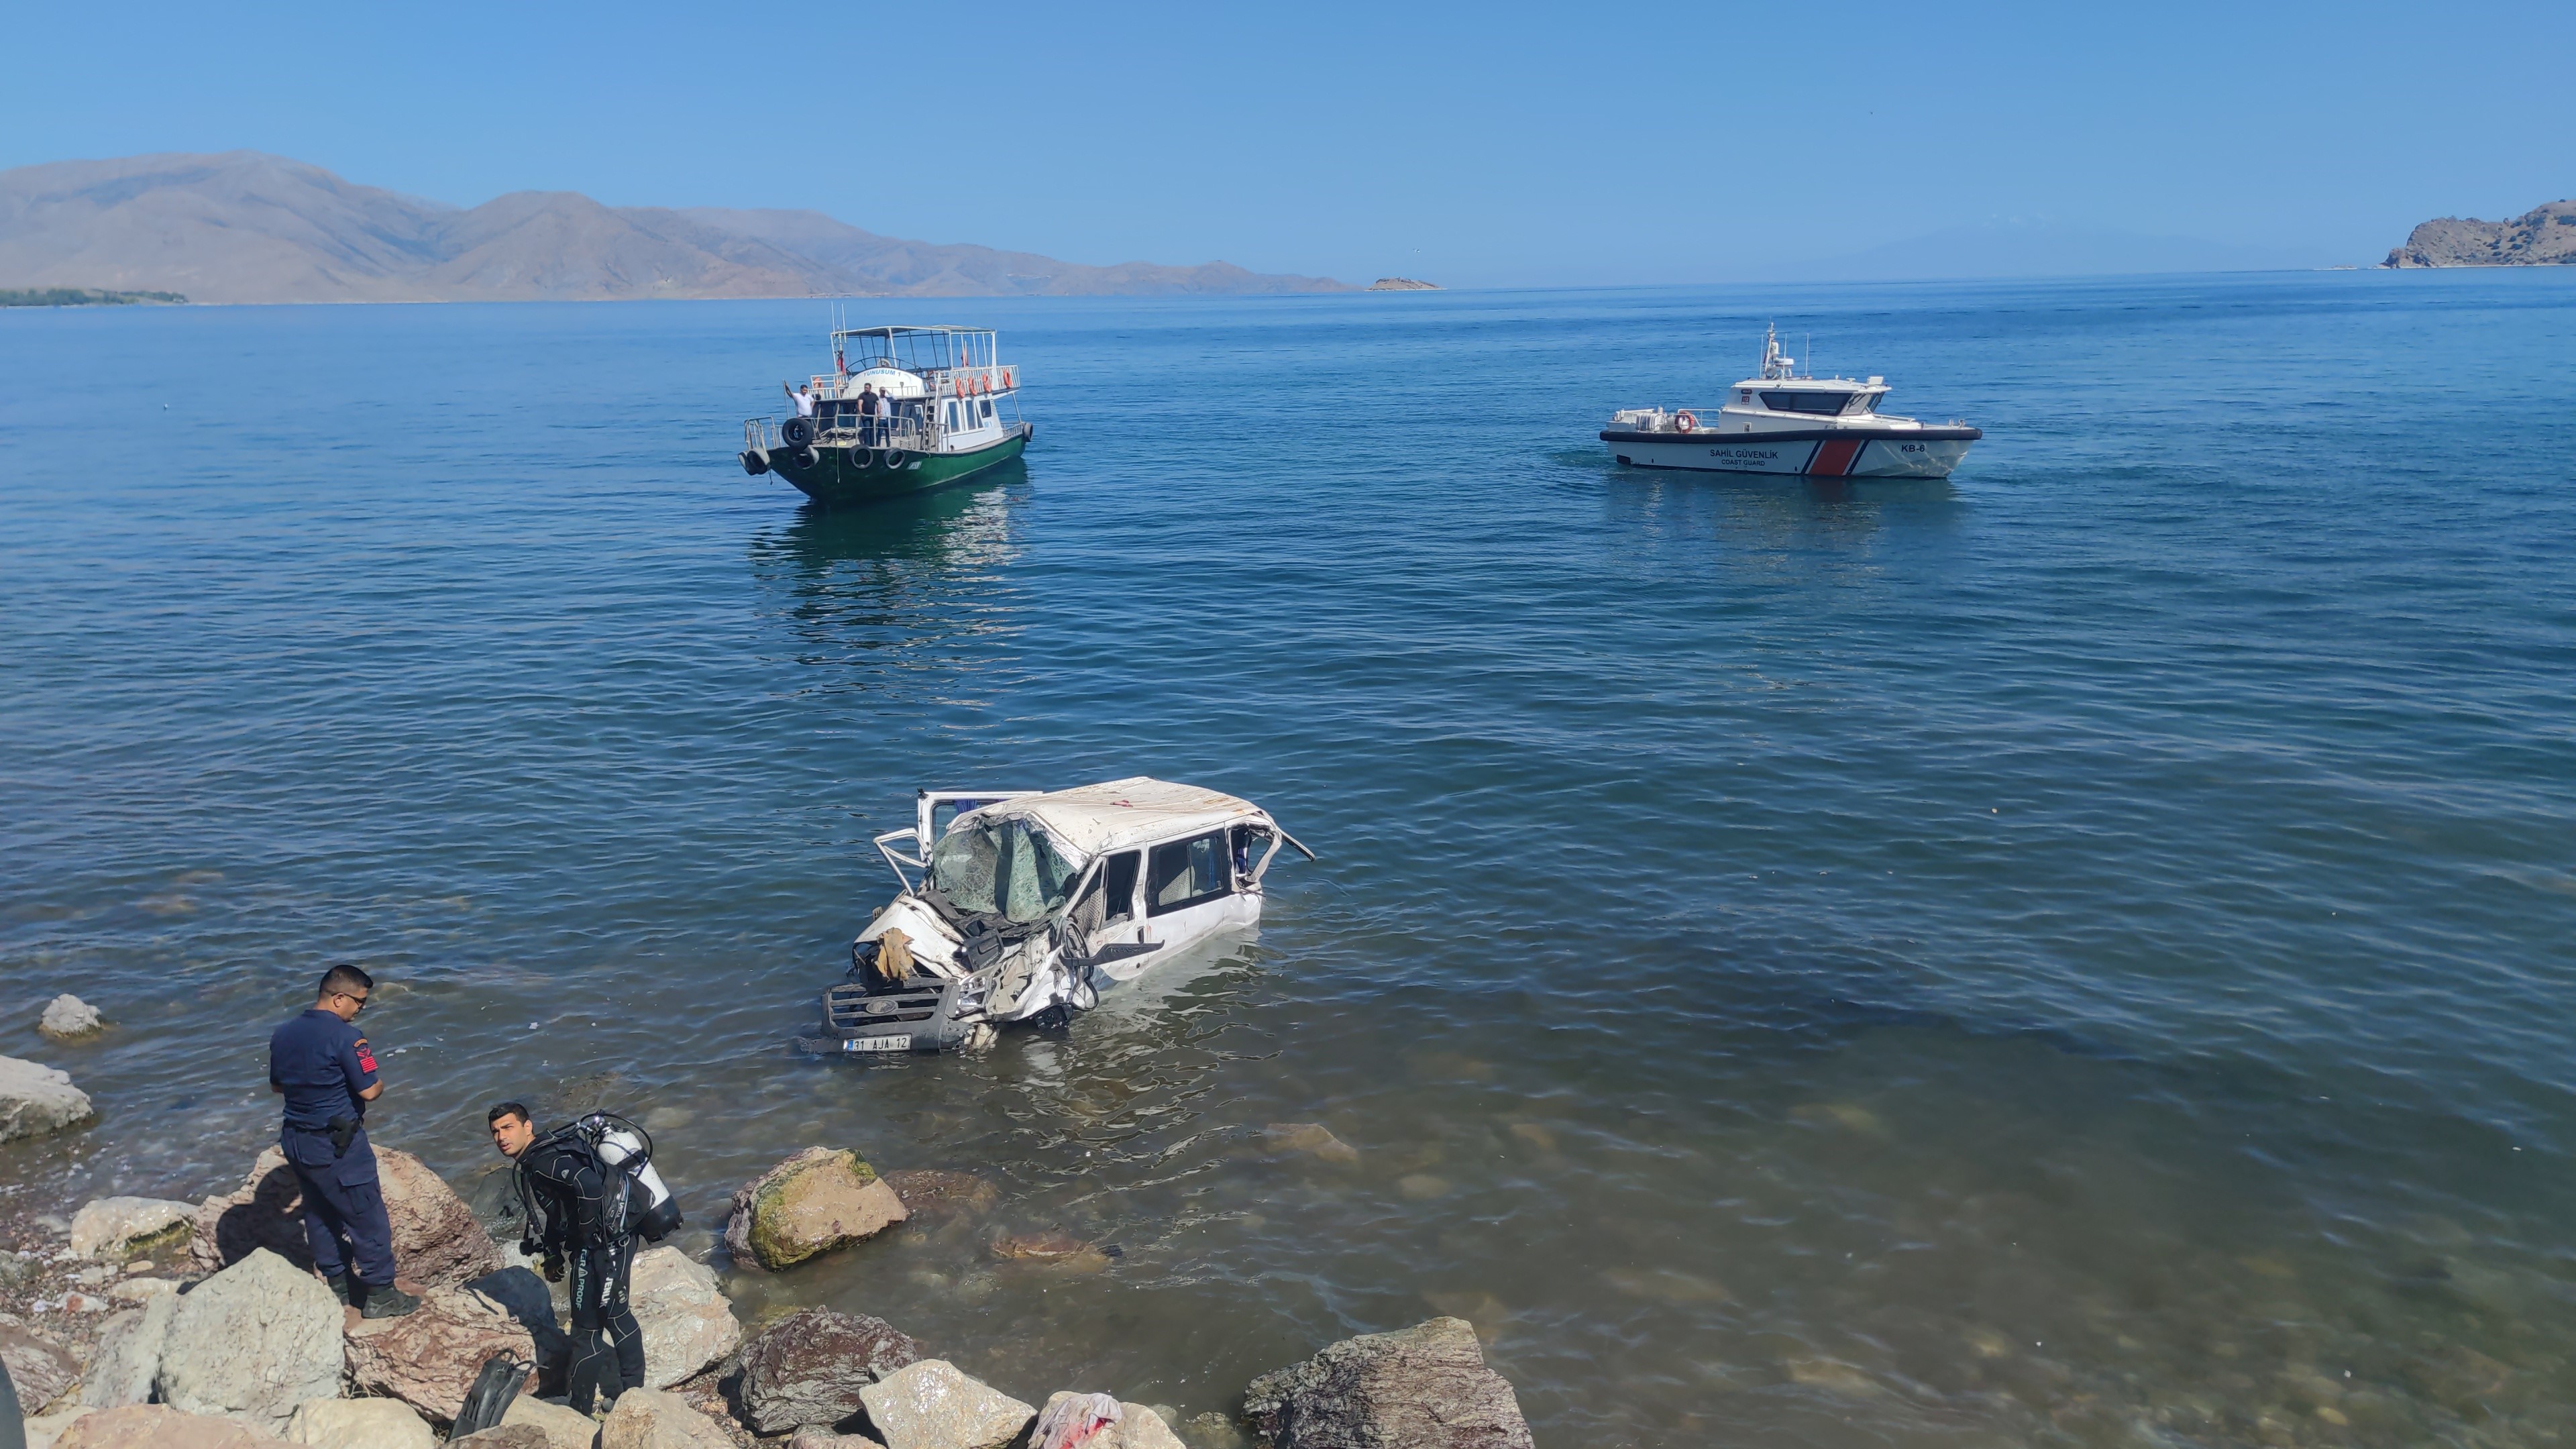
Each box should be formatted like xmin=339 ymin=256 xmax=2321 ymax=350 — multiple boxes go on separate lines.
xmin=515 ymin=1132 xmax=644 ymax=1413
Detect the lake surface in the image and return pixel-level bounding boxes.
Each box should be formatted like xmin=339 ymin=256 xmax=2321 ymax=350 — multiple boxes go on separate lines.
xmin=4 ymin=272 xmax=2573 ymax=1447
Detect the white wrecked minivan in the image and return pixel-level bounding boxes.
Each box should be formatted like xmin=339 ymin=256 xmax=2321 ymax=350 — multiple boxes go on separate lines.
xmin=804 ymin=777 xmax=1314 ymax=1054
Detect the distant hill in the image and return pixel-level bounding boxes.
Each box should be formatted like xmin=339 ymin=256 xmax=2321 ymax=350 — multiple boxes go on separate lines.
xmin=2383 ymin=201 xmax=2576 ymax=267
xmin=0 ymin=152 xmax=1351 ymax=304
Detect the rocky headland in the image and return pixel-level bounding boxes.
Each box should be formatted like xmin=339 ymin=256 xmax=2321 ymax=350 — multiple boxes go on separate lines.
xmin=0 ymin=1003 xmax=1532 ymax=1448
xmin=2383 ymin=200 xmax=2576 ymax=267
xmin=1364 ymin=278 xmax=1440 ymax=291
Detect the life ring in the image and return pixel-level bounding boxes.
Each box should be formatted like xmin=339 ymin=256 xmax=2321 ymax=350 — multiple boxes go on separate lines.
xmin=1674 ymin=411 xmax=1698 ymax=433
xmin=1000 ymin=368 xmax=1013 ymax=390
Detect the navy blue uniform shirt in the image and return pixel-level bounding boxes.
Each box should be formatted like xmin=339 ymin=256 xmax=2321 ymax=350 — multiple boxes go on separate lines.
xmin=268 ymin=1008 xmax=378 ymax=1131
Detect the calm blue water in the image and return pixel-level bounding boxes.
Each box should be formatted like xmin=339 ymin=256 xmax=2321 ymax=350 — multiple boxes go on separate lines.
xmin=4 ymin=272 xmax=2573 ymax=1447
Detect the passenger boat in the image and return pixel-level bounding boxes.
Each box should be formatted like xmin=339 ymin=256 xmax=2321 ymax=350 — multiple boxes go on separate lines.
xmin=1601 ymin=325 xmax=1980 ymax=478
xmin=800 ymin=778 xmax=1314 ymax=1055
xmin=741 ymin=324 xmax=1032 ymax=506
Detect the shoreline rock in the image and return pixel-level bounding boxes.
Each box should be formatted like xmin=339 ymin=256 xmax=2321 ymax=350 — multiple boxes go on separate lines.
xmin=0 ymin=1055 xmax=95 ymax=1142
xmin=628 ymin=1245 xmax=741 ymax=1389
xmin=724 ymin=1147 xmax=907 ymax=1271
xmin=343 ymin=1285 xmax=537 ymax=1422
xmin=38 ymin=995 xmax=103 ymax=1042
xmin=1242 ymin=1317 xmax=1532 ymax=1449
xmin=599 ymin=1387 xmax=735 ymax=1448
xmin=55 ymin=1403 xmax=297 ymax=1448
xmin=190 ymin=1143 xmax=502 ymax=1288
xmin=68 ymin=1196 xmax=197 ymax=1261
xmin=1 ymin=1310 xmax=85 ymax=1413
xmin=740 ymin=1306 xmax=921 ymax=1434
xmin=284 ymin=1397 xmax=435 ymax=1448
xmin=155 ymin=1248 xmax=345 ymax=1434
xmin=858 ymin=1359 xmax=1034 ymax=1449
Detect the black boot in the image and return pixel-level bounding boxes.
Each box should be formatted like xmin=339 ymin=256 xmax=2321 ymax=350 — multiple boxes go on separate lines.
xmin=357 ymin=1281 xmax=421 ymax=1319
xmin=324 ymin=1273 xmax=352 ymax=1306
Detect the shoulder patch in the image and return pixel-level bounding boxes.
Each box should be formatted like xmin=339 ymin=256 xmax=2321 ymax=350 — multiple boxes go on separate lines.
xmin=354 ymin=1037 xmax=378 ymax=1073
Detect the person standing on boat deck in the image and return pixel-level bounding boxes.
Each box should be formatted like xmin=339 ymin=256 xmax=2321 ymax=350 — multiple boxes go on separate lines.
xmin=858 ymin=384 xmax=880 ymax=445
xmin=268 ymin=965 xmax=419 ymax=1318
xmin=782 ymin=381 xmax=817 ymax=418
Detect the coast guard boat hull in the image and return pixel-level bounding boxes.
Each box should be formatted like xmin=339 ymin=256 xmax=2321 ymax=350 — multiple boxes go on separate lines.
xmin=1603 ymin=325 xmax=1981 ymax=480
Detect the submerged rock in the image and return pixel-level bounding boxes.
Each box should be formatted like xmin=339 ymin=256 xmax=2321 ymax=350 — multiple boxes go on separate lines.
xmin=1264 ymin=1124 xmax=1358 ymax=1165
xmin=0 ymin=1311 xmax=85 ymax=1413
xmin=0 ymin=1055 xmax=95 ymax=1142
xmin=724 ymin=1147 xmax=908 ymax=1271
xmin=38 ymin=994 xmax=103 ymax=1041
xmin=881 ymin=1169 xmax=1001 ymax=1219
xmin=597 ymin=1387 xmax=735 ymax=1449
xmin=627 ymin=1246 xmax=742 ymax=1389
xmin=740 ymin=1305 xmax=922 ymax=1434
xmin=988 ymin=1230 xmax=1108 ymax=1272
xmin=189 ymin=1144 xmax=501 ymax=1288
xmin=70 ymin=1195 xmax=199 ymax=1260
xmin=282 ymin=1397 xmax=436 ymax=1448
xmin=343 ymin=1285 xmax=537 ymax=1422
xmin=1241 ymin=1316 xmax=1532 ymax=1449
xmin=858 ymin=1359 xmax=1036 ymax=1449
xmin=155 ymin=1248 xmax=348 ymax=1434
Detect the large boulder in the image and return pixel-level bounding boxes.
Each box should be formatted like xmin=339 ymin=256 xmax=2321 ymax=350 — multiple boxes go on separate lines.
xmin=155 ymin=1248 xmax=350 ymax=1433
xmin=80 ymin=1289 xmax=179 ymax=1407
xmin=0 ymin=1055 xmax=95 ymax=1142
xmin=627 ymin=1246 xmax=742 ymax=1389
xmin=1241 ymin=1318 xmax=1532 ymax=1449
xmin=858 ymin=1360 xmax=1035 ymax=1449
xmin=596 ymin=1387 xmax=735 ymax=1449
xmin=739 ymin=1307 xmax=922 ymax=1434
xmin=38 ymin=994 xmax=103 ymax=1041
xmin=499 ymin=1395 xmax=603 ymax=1449
xmin=452 ymin=1428 xmax=553 ymax=1449
xmin=724 ymin=1148 xmax=907 ymax=1271
xmin=190 ymin=1144 xmax=502 ymax=1288
xmin=0 ymin=1311 xmax=84 ymax=1412
xmin=1035 ymin=1393 xmax=1186 ymax=1449
xmin=56 ymin=1403 xmax=299 ymax=1448
xmin=25 ymin=1408 xmax=96 ymax=1449
xmin=70 ymin=1195 xmax=199 ymax=1260
xmin=283 ymin=1397 xmax=437 ymax=1448
xmin=790 ymin=1432 xmax=888 ymax=1449
xmin=343 ymin=1285 xmax=537 ymax=1424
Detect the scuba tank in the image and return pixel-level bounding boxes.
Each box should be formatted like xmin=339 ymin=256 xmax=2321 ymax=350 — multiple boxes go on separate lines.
xmin=586 ymin=1114 xmax=684 ymax=1243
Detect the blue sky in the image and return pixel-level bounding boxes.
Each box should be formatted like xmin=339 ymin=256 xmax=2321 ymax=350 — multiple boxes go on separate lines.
xmin=3 ymin=1 xmax=2569 ymax=285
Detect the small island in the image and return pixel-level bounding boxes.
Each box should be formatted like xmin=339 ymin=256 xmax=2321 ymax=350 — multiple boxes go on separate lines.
xmin=1367 ymin=277 xmax=1441 ymax=290
xmin=1 ymin=286 xmax=189 ymax=307
xmin=2383 ymin=200 xmax=2576 ymax=268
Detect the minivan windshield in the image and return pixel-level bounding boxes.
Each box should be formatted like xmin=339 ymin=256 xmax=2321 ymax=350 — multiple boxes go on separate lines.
xmin=929 ymin=816 xmax=1079 ymax=922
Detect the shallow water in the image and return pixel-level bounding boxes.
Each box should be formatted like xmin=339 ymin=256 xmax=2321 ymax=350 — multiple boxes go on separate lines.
xmin=4 ymin=274 xmax=2574 ymax=1446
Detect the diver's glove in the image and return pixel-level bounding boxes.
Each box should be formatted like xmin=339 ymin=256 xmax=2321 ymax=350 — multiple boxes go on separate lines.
xmin=541 ymin=1252 xmax=566 ymax=1283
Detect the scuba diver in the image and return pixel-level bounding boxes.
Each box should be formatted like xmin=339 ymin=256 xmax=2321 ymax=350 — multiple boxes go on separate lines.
xmin=486 ymin=1101 xmax=682 ymax=1413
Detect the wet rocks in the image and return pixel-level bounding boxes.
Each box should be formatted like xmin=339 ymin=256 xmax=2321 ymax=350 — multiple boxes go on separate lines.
xmin=724 ymin=1147 xmax=908 ymax=1271
xmin=789 ymin=1430 xmax=888 ymax=1449
xmin=1241 ymin=1316 xmax=1532 ymax=1449
xmin=155 ymin=1248 xmax=349 ymax=1433
xmin=343 ymin=1285 xmax=537 ymax=1423
xmin=628 ymin=1245 xmax=742 ymax=1389
xmin=1034 ymin=1393 xmax=1185 ymax=1449
xmin=79 ymin=1289 xmax=178 ymax=1407
xmin=54 ymin=1403 xmax=297 ymax=1448
xmin=0 ymin=1055 xmax=96 ymax=1142
xmin=598 ymin=1387 xmax=737 ymax=1449
xmin=881 ymin=1170 xmax=1000 ymax=1220
xmin=739 ymin=1306 xmax=922 ymax=1434
xmin=858 ymin=1360 xmax=1035 ymax=1449
xmin=282 ymin=1397 xmax=436 ymax=1448
xmin=0 ymin=1311 xmax=85 ymax=1412
xmin=189 ymin=1144 xmax=502 ymax=1288
xmin=988 ymin=1230 xmax=1108 ymax=1273
xmin=38 ymin=994 xmax=103 ymax=1041
xmin=451 ymin=1427 xmax=552 ymax=1449
xmin=70 ymin=1195 xmax=199 ymax=1260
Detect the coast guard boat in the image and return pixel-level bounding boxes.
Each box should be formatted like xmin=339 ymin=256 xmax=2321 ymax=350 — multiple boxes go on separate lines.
xmin=1601 ymin=325 xmax=1980 ymax=479
xmin=800 ymin=778 xmax=1313 ymax=1055
xmin=742 ymin=323 xmax=1032 ymax=507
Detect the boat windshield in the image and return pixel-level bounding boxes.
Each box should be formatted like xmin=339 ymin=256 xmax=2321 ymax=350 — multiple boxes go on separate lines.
xmin=929 ymin=816 xmax=1079 ymax=923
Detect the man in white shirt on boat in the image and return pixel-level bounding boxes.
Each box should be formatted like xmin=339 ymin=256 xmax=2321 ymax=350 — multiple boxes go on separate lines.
xmin=782 ymin=382 xmax=817 ymax=419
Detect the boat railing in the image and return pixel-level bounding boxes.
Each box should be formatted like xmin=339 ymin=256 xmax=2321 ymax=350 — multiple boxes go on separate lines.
xmin=744 ymin=414 xmax=942 ymax=453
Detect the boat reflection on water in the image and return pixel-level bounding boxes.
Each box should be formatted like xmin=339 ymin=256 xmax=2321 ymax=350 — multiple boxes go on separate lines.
xmin=745 ymin=463 xmax=1029 ymax=696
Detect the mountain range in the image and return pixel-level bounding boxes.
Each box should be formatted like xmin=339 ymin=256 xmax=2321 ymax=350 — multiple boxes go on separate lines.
xmin=2383 ymin=199 xmax=2576 ymax=267
xmin=0 ymin=152 xmax=1350 ymax=304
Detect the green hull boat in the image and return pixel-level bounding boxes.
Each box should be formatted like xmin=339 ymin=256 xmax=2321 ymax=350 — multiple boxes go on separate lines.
xmin=743 ymin=322 xmax=1031 ymax=510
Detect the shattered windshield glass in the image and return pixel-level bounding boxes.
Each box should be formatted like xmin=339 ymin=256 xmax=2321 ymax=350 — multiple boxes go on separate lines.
xmin=928 ymin=816 xmax=1079 ymax=923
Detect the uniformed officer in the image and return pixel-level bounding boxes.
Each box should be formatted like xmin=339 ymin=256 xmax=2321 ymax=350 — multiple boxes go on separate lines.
xmin=268 ymin=964 xmax=419 ymax=1318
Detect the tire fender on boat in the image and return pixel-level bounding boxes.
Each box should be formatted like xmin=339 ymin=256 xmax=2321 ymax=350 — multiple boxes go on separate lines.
xmin=741 ymin=448 xmax=769 ymax=476
xmin=1674 ymin=411 xmax=1698 ymax=433
xmin=782 ymin=415 xmax=814 ymax=447
xmin=794 ymin=444 xmax=819 ymax=469
xmin=852 ymin=448 xmax=875 ymax=470
xmin=882 ymin=449 xmax=906 ymax=469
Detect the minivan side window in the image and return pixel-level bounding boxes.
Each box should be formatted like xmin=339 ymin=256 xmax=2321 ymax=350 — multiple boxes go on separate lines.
xmin=1100 ymin=851 xmax=1140 ymax=926
xmin=1146 ymin=831 xmax=1230 ymax=915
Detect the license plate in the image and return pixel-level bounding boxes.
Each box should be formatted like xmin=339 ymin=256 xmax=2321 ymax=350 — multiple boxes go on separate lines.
xmin=845 ymin=1035 xmax=910 ymax=1053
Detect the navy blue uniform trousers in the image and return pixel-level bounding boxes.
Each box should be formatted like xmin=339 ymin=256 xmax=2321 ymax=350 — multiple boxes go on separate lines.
xmin=284 ymin=1125 xmax=396 ymax=1286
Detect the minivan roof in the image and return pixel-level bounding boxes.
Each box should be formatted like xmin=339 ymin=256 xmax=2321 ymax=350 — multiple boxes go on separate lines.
xmin=973 ymin=776 xmax=1265 ymax=859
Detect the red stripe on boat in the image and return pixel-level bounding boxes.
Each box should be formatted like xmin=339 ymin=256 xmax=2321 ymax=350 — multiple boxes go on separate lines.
xmin=1810 ymin=439 xmax=1864 ymax=477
